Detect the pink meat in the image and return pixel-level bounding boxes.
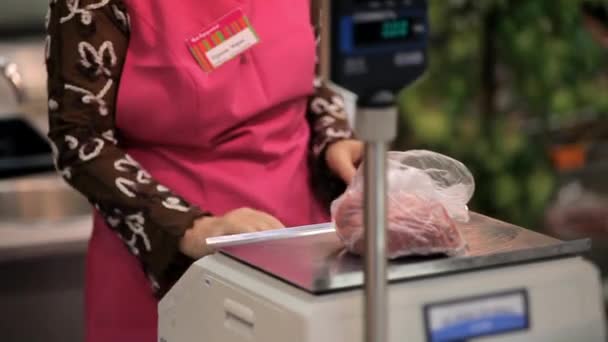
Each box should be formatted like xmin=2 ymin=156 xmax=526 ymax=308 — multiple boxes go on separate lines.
xmin=333 ymin=191 xmax=466 ymax=258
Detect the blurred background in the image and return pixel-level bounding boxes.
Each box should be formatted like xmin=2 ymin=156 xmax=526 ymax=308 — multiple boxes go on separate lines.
xmin=395 ymin=0 xmax=608 ymax=294
xmin=0 ymin=0 xmax=607 ymax=341
xmin=397 ymin=0 xmax=608 ymax=232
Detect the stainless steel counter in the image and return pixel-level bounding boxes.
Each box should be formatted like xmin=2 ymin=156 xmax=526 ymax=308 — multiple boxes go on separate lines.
xmin=220 ymin=213 xmax=590 ymax=294
xmin=0 ymin=173 xmax=92 ymax=261
xmin=0 ymin=37 xmax=89 ymax=342
xmin=0 ymin=215 xmax=91 ymax=261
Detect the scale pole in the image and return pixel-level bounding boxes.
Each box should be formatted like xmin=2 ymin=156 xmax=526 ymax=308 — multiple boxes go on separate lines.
xmin=364 ymin=140 xmax=388 ymax=342
xmin=356 ymin=105 xmax=398 ymax=342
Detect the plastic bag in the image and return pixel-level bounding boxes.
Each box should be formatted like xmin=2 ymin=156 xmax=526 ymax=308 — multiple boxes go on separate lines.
xmin=331 ymin=150 xmax=475 ymax=258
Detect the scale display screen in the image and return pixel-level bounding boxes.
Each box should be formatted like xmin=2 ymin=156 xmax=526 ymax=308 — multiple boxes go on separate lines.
xmin=329 ymin=0 xmax=429 ymax=100
xmin=339 ymin=13 xmax=426 ymax=54
xmin=353 ymin=17 xmax=416 ymax=47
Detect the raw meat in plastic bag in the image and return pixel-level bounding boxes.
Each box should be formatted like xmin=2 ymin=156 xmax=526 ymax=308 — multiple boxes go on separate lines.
xmin=334 ymin=191 xmax=465 ymax=257
xmin=331 ymin=150 xmax=474 ymax=258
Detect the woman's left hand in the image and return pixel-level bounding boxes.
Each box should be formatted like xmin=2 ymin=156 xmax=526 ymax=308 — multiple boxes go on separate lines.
xmin=325 ymin=139 xmax=364 ymax=185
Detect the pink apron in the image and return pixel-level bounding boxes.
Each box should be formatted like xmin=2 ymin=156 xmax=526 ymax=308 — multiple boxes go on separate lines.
xmin=85 ymin=1 xmax=327 ymax=341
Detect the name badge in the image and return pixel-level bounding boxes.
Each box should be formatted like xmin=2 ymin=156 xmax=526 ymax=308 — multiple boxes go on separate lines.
xmin=186 ymin=9 xmax=260 ymax=73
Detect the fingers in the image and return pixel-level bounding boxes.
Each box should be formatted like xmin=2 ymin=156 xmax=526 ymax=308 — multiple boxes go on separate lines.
xmin=326 ymin=145 xmax=356 ymax=183
xmin=337 ymin=159 xmax=358 ymax=185
xmin=326 ymin=140 xmax=364 ymax=184
xmin=242 ymin=209 xmax=284 ymax=231
xmin=224 ymin=208 xmax=285 ymax=233
xmin=179 ymin=208 xmax=285 ymax=259
xmin=347 ymin=139 xmax=364 ymax=166
xmin=253 ymin=211 xmax=285 ymax=230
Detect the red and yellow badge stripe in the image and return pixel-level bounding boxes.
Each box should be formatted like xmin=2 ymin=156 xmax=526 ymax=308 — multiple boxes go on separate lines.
xmin=190 ymin=44 xmax=212 ymax=71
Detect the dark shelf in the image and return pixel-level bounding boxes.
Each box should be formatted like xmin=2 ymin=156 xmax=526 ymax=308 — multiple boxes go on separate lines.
xmin=0 ymin=116 xmax=55 ymax=179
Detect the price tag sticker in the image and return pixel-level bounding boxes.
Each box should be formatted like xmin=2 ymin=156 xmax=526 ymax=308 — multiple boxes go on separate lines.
xmin=186 ymin=9 xmax=260 ymax=73
xmin=424 ymin=290 xmax=530 ymax=342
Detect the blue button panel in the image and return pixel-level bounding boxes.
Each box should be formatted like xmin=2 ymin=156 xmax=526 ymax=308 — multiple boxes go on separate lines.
xmin=424 ymin=289 xmax=530 ymax=342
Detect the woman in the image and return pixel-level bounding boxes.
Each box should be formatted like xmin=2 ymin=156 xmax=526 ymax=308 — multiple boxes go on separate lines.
xmin=45 ymin=0 xmax=362 ymax=341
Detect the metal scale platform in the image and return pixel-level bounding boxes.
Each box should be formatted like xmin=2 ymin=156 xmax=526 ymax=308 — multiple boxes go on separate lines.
xmin=158 ymin=214 xmax=605 ymax=342
xmin=217 ymin=213 xmax=590 ymax=295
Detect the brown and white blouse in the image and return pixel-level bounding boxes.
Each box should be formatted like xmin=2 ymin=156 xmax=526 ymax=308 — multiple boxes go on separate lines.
xmin=46 ymin=0 xmax=353 ymax=296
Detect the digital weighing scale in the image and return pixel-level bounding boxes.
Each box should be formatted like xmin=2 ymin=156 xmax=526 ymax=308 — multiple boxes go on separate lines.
xmin=159 ymin=0 xmax=606 ymax=341
xmin=159 ymin=214 xmax=605 ymax=341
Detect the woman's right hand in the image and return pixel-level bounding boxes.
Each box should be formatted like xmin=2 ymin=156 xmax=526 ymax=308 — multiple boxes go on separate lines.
xmin=179 ymin=207 xmax=284 ymax=259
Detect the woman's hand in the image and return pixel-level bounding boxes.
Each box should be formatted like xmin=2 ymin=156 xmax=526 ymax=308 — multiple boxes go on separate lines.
xmin=179 ymin=208 xmax=284 ymax=259
xmin=325 ymin=139 xmax=364 ymax=184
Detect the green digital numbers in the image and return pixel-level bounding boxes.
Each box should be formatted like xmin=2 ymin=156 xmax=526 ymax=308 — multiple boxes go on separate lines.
xmin=381 ymin=19 xmax=409 ymax=39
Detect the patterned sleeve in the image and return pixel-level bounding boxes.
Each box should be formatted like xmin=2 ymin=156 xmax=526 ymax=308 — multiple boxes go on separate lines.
xmin=306 ymin=6 xmax=357 ymax=206
xmin=308 ymin=80 xmax=354 ymax=158
xmin=45 ymin=0 xmax=208 ymax=296
xmin=306 ymin=81 xmax=356 ymax=207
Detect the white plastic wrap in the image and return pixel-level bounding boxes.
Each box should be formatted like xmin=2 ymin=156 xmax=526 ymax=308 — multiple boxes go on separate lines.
xmin=331 ymin=150 xmax=475 ymax=258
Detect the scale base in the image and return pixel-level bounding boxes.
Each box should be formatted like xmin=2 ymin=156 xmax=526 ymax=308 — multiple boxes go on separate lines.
xmin=159 ymin=254 xmax=605 ymax=342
